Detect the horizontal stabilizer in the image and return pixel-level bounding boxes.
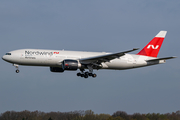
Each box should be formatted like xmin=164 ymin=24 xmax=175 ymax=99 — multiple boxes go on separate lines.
xmin=146 ymin=56 xmax=177 ymax=62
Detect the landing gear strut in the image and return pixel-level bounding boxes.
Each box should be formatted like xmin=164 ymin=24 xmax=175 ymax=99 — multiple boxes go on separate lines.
xmin=77 ymin=66 xmax=97 ymax=78
xmin=13 ymin=64 xmax=20 ymax=73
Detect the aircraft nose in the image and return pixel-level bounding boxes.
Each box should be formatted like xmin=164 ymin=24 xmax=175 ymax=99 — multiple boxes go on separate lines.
xmin=2 ymin=55 xmax=5 ymax=60
xmin=2 ymin=55 xmax=8 ymax=61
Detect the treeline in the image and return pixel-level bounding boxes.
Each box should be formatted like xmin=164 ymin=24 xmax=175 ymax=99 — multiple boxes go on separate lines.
xmin=0 ymin=110 xmax=180 ymax=120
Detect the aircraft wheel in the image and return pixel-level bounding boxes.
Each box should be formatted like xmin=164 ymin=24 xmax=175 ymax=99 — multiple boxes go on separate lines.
xmin=84 ymin=74 xmax=88 ymax=78
xmin=85 ymin=72 xmax=89 ymax=75
xmin=92 ymin=74 xmax=97 ymax=78
xmin=77 ymin=72 xmax=81 ymax=76
xmin=80 ymin=74 xmax=84 ymax=77
xmin=16 ymin=69 xmax=19 ymax=73
xmin=88 ymin=73 xmax=92 ymax=76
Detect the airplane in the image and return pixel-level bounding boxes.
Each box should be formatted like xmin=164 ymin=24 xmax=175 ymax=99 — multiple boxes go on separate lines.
xmin=2 ymin=31 xmax=176 ymax=78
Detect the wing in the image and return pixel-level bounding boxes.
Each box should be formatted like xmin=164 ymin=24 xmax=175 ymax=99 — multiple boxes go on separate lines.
xmin=80 ymin=48 xmax=139 ymax=65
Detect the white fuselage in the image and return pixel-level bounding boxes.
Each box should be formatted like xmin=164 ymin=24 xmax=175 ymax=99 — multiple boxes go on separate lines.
xmin=2 ymin=49 xmax=165 ymax=70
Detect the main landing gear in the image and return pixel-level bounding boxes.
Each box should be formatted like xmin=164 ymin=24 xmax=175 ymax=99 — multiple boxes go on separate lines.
xmin=77 ymin=72 xmax=97 ymax=78
xmin=77 ymin=65 xmax=97 ymax=78
xmin=13 ymin=64 xmax=20 ymax=73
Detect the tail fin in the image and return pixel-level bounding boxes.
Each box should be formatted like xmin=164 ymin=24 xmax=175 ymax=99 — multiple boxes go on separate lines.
xmin=137 ymin=31 xmax=167 ymax=57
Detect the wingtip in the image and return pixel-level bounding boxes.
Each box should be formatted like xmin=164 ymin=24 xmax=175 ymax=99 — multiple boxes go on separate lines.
xmin=172 ymin=56 xmax=177 ymax=58
xmin=133 ymin=48 xmax=140 ymax=50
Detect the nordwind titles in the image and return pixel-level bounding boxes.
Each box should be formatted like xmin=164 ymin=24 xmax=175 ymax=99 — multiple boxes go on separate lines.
xmin=25 ymin=51 xmax=53 ymax=56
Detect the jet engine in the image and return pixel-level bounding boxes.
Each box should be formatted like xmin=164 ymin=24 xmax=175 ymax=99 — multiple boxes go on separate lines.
xmin=62 ymin=59 xmax=78 ymax=70
xmin=50 ymin=59 xmax=81 ymax=72
xmin=50 ymin=67 xmax=64 ymax=72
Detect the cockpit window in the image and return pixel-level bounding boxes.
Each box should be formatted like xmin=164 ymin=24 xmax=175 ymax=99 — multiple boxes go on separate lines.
xmin=5 ymin=53 xmax=11 ymax=55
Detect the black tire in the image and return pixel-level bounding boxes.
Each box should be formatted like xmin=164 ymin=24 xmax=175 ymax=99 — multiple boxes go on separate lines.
xmin=84 ymin=74 xmax=88 ymax=78
xmin=92 ymin=74 xmax=97 ymax=78
xmin=88 ymin=73 xmax=92 ymax=76
xmin=16 ymin=69 xmax=19 ymax=73
xmin=81 ymin=74 xmax=84 ymax=77
xmin=77 ymin=73 xmax=81 ymax=76
xmin=85 ymin=72 xmax=89 ymax=75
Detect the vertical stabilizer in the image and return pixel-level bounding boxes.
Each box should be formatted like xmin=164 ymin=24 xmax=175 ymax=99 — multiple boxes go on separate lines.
xmin=137 ymin=31 xmax=167 ymax=57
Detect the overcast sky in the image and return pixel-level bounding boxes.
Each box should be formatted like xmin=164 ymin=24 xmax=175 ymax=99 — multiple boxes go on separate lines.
xmin=0 ymin=0 xmax=180 ymax=115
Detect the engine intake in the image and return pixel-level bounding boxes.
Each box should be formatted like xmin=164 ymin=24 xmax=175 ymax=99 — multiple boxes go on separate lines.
xmin=50 ymin=59 xmax=79 ymax=72
xmin=63 ymin=59 xmax=78 ymax=70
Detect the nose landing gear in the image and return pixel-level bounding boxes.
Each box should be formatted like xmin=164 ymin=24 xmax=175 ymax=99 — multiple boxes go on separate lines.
xmin=13 ymin=64 xmax=20 ymax=73
xmin=16 ymin=69 xmax=20 ymax=73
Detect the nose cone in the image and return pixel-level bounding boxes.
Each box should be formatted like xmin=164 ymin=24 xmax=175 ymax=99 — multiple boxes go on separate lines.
xmin=2 ymin=55 xmax=5 ymax=61
xmin=2 ymin=55 xmax=11 ymax=63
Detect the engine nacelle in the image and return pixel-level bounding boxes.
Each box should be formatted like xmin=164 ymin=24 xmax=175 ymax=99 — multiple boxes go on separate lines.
xmin=50 ymin=67 xmax=64 ymax=72
xmin=50 ymin=60 xmax=80 ymax=72
xmin=63 ymin=59 xmax=78 ymax=70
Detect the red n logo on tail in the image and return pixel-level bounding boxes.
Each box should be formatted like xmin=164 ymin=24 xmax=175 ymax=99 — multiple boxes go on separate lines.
xmin=147 ymin=45 xmax=159 ymax=49
xmin=137 ymin=31 xmax=167 ymax=57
